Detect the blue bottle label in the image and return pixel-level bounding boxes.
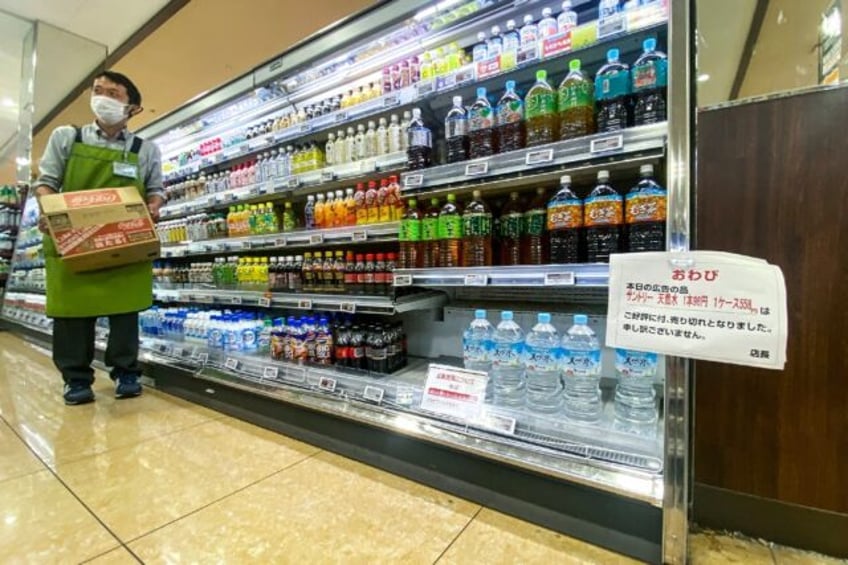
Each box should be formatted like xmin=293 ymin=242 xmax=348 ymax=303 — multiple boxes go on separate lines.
xmin=595 ymin=70 xmax=631 ymax=100
xmin=560 ymin=348 xmax=601 ymax=376
xmin=492 ymin=342 xmax=523 ymax=368
xmin=632 ymin=59 xmax=668 ymax=92
xmin=615 ymin=348 xmax=658 ymax=377
xmin=463 ymin=336 xmax=492 ymax=362
xmin=524 ymin=344 xmax=558 ymax=372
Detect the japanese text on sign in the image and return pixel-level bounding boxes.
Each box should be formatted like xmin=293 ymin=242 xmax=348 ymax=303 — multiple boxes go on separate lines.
xmin=420 ymin=364 xmax=488 ymax=421
xmin=606 ymin=252 xmax=787 ymax=369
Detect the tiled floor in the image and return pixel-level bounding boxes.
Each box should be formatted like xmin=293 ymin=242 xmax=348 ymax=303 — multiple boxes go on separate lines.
xmin=0 ymin=332 xmax=842 ymax=564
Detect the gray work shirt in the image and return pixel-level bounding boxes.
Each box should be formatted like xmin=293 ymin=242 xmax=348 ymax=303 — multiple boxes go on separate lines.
xmin=36 ymin=122 xmax=165 ymax=200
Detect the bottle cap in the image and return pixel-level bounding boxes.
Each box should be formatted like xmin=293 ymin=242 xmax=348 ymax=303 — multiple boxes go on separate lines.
xmin=447 ymin=193 xmax=456 ymax=202
xmin=506 ymin=19 xmax=516 ymax=29
xmin=542 ymin=7 xmax=552 ymax=16
xmin=475 ymin=309 xmax=487 ymax=319
xmin=472 ymin=190 xmax=482 ymax=199
xmin=640 ymin=164 xmax=654 ymax=175
xmin=608 ymin=48 xmax=620 ymax=62
xmin=431 ymin=197 xmax=439 ymax=205
xmin=491 ymin=25 xmax=501 ymax=34
xmin=644 ymin=38 xmax=657 ymax=52
xmin=477 ymin=31 xmax=487 ymax=41
xmin=453 ymin=95 xmax=463 ymax=106
xmin=408 ymin=198 xmax=417 ymax=206
xmin=538 ymin=312 xmax=551 ymax=323
xmin=574 ymin=314 xmax=588 ymax=325
xmin=477 ymin=87 xmax=487 ymax=99
xmin=523 ymin=14 xmax=533 ymax=23
xmin=412 ymin=107 xmax=421 ymax=117
xmin=560 ymin=174 xmax=571 ymax=185
xmin=505 ymin=80 xmax=516 ymax=91
xmin=536 ymin=70 xmax=547 ymax=81
xmin=501 ymin=310 xmax=514 ymax=321
xmin=562 ymin=0 xmax=573 ymax=8
xmin=569 ymin=59 xmax=581 ymax=71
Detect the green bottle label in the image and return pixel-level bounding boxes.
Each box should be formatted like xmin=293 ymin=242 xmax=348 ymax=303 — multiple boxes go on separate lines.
xmin=439 ymin=215 xmax=463 ymax=240
xmin=558 ymin=81 xmax=593 ymax=110
xmin=524 ymin=210 xmax=546 ymax=236
xmin=462 ymin=212 xmax=492 ymax=237
xmin=405 ymin=219 xmax=422 ymax=242
xmin=525 ymin=91 xmax=556 ymax=120
xmin=422 ymin=217 xmax=439 ymax=241
xmin=500 ymin=212 xmax=524 ymax=239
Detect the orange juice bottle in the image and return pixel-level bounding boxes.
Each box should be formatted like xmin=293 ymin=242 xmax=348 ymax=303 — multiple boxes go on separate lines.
xmin=354 ymin=182 xmax=367 ymax=225
xmin=377 ymin=179 xmax=391 ymax=223
xmin=315 ymin=193 xmax=326 ymax=229
xmin=344 ymin=187 xmax=357 ymax=226
xmin=333 ymin=189 xmax=346 ymax=227
xmin=365 ymin=181 xmax=379 ymax=224
xmin=324 ymin=191 xmax=336 ymax=228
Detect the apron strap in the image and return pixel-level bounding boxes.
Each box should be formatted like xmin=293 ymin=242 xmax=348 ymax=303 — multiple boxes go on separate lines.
xmin=74 ymin=126 xmax=82 ymax=143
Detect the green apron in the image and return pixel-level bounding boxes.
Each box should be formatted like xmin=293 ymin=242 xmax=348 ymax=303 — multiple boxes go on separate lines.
xmin=44 ymin=135 xmax=154 ymax=318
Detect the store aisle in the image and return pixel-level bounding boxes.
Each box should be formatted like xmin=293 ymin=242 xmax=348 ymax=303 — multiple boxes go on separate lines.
xmin=0 ymin=332 xmax=838 ymax=564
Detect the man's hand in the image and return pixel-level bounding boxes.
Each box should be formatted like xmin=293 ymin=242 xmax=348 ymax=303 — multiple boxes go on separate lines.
xmin=34 ymin=185 xmax=57 ymax=235
xmin=38 ymin=214 xmax=50 ymax=235
xmin=146 ymin=195 xmax=165 ymax=222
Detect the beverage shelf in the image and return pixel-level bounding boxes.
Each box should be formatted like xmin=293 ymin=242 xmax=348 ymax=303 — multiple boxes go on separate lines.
xmin=400 ymin=122 xmax=667 ymax=195
xmin=160 ymin=222 xmax=400 ymax=259
xmin=152 ymin=285 xmax=446 ymax=316
xmin=393 ymin=263 xmax=610 ymax=289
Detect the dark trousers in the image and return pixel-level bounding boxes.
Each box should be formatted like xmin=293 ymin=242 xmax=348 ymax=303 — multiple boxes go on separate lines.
xmin=52 ymin=312 xmax=140 ymax=385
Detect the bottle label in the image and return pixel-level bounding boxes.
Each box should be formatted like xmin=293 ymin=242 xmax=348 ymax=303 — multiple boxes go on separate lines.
xmin=422 ymin=217 xmax=439 ymax=241
xmin=626 ymin=190 xmax=667 ymax=223
xmin=315 ymin=340 xmax=333 ymax=361
xmin=492 ymin=342 xmax=523 ymax=368
xmin=547 ymin=200 xmax=583 ymax=230
xmin=584 ymin=195 xmax=623 ymax=227
xmin=499 ymin=212 xmax=523 ymax=239
xmin=439 ymin=215 xmax=463 ymax=240
xmin=525 ymin=91 xmax=555 ymax=120
xmin=496 ymin=99 xmax=524 ymax=125
xmin=615 ymin=348 xmax=658 ymax=378
xmin=558 ymin=80 xmax=593 ymax=110
xmin=463 ymin=336 xmax=492 ymax=363
xmin=462 ymin=212 xmax=492 ymax=237
xmin=524 ymin=344 xmax=558 ymax=372
xmin=446 ymin=116 xmax=467 ymax=138
xmin=524 ymin=210 xmax=546 ymax=236
xmin=632 ymin=59 xmax=668 ymax=91
xmin=469 ymin=106 xmax=494 ymax=131
xmin=409 ymin=127 xmax=432 ymax=148
xmin=560 ymin=348 xmax=601 ymax=377
xmin=595 ymin=70 xmax=631 ymax=101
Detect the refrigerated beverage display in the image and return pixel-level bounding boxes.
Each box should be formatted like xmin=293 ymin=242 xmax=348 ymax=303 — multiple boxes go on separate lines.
xmin=302 ymin=252 xmax=315 ymax=292
xmin=632 ymin=38 xmax=668 ymax=125
xmin=499 ymin=192 xmax=523 ymax=266
xmin=547 ymin=175 xmax=583 ymax=264
xmin=473 ymin=31 xmax=488 ymax=62
xmin=502 ymin=20 xmax=520 ymax=54
xmin=365 ymin=180 xmax=379 ymax=224
xmin=462 ymin=190 xmax=493 ymax=267
xmin=595 ymin=48 xmax=632 ymax=132
xmin=614 ymin=348 xmax=658 ymax=424
xmin=399 ymin=198 xmax=422 ymax=269
xmin=558 ymin=59 xmax=595 ymax=140
xmin=561 ymin=314 xmax=602 ymax=421
xmin=463 ymin=309 xmax=494 ymax=373
xmin=469 ymin=87 xmax=495 ymax=158
xmin=325 ymin=133 xmax=336 ymax=166
xmin=376 ymin=117 xmax=389 ymax=155
xmin=487 ymin=26 xmax=503 ymax=58
xmin=445 ymin=96 xmax=469 ymax=163
xmin=334 ymin=189 xmax=346 ymax=227
xmin=439 ymin=194 xmax=463 ymax=268
xmin=304 ymin=195 xmax=316 ymax=229
xmin=421 ymin=197 xmax=441 ymax=268
xmin=558 ymin=1 xmax=578 ymax=32
xmin=538 ymin=7 xmax=558 ymax=38
xmin=519 ymin=14 xmax=538 ymax=48
xmin=363 ymin=253 xmax=376 ymax=294
xmin=354 ymin=182 xmax=367 ymax=225
xmin=495 ymin=80 xmax=525 ymax=153
xmin=626 ymin=164 xmax=667 ymax=252
xmin=406 ymin=108 xmax=432 ymax=170
xmin=353 ymin=254 xmax=366 ymax=295
xmin=521 ymin=187 xmax=548 ymax=264
xmin=387 ymin=176 xmax=403 ymax=221
xmin=584 ymin=170 xmax=623 ymax=262
xmin=344 ymin=251 xmax=356 ymax=294
xmin=525 ymin=70 xmax=557 ymax=146
xmin=524 ymin=313 xmax=562 ymax=413
xmin=333 ymin=250 xmax=346 ymax=292
xmin=491 ymin=311 xmax=525 ymax=406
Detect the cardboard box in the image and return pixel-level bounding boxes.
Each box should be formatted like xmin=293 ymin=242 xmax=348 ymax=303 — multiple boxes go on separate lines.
xmin=40 ymin=186 xmax=160 ymax=273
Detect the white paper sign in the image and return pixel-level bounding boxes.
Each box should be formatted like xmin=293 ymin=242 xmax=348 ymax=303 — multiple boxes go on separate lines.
xmin=606 ymin=252 xmax=788 ymax=370
xmin=420 ymin=364 xmax=488 ymax=420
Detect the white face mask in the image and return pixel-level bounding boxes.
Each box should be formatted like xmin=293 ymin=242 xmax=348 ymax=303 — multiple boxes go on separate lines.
xmin=90 ymin=95 xmax=129 ymax=126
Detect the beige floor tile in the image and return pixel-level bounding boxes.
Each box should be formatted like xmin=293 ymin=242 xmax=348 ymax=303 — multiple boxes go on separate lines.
xmin=689 ymin=531 xmax=774 ymax=564
xmin=0 ymin=470 xmax=119 ymax=564
xmin=438 ymin=507 xmax=639 ymax=565
xmin=773 ymin=545 xmax=847 ymax=564
xmin=55 ymin=417 xmax=320 ymax=542
xmin=0 ymin=421 xmax=44 ymax=483
xmin=129 ymin=451 xmax=479 ymax=564
xmin=84 ymin=546 xmax=141 ymax=564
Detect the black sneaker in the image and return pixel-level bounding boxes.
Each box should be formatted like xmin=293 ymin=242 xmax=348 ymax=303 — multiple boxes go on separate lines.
xmin=115 ymin=373 xmax=142 ymax=399
xmin=63 ymin=382 xmax=95 ymax=405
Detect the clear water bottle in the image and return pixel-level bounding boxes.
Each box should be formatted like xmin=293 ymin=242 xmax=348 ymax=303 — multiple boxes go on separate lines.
xmin=524 ymin=312 xmax=562 ymax=413
xmin=561 ymin=314 xmax=602 ymax=422
xmin=463 ymin=309 xmax=494 ymax=373
xmin=491 ymin=310 xmax=525 ymax=406
xmin=614 ymin=348 xmax=658 ymax=424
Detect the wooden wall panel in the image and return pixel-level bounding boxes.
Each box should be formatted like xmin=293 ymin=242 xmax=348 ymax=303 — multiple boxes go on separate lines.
xmin=694 ymin=86 xmax=848 ymax=512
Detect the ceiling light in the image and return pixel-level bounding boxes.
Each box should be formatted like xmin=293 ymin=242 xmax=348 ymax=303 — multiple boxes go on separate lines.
xmin=697 ymin=73 xmax=711 ymax=82
xmin=1 ymin=98 xmax=15 ymax=107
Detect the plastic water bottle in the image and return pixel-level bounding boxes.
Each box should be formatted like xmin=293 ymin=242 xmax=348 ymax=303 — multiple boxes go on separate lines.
xmin=524 ymin=313 xmax=562 ymax=413
xmin=463 ymin=309 xmax=494 ymax=373
xmin=491 ymin=311 xmax=525 ymax=406
xmin=614 ymin=348 xmax=658 ymax=424
xmin=561 ymin=314 xmax=602 ymax=422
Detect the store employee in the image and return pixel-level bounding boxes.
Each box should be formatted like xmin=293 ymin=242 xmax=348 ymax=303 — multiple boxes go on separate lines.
xmin=34 ymin=71 xmax=165 ymax=405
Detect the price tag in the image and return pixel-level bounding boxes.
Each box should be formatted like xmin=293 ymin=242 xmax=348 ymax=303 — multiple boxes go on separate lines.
xmin=597 ymin=13 xmax=627 ymax=39
xmin=224 ymin=357 xmax=240 ymax=371
xmin=231 ymin=296 xmax=243 ymax=305
xmin=544 ymin=271 xmax=576 ymax=286
xmin=420 ymin=364 xmax=488 ymax=421
xmin=262 ymin=180 xmax=273 ymax=194
xmin=403 ymin=173 xmax=424 ymax=188
xmin=335 ymin=111 xmax=349 ymax=124
xmin=287 ymin=177 xmax=300 ymax=189
xmin=393 ymin=274 xmax=413 ymax=287
xmin=297 ymin=299 xmax=313 ymax=309
xmin=465 ymin=161 xmax=489 ymax=176
xmin=321 ymin=170 xmax=335 ymax=182
xmin=318 ymin=376 xmax=337 ymax=392
xmin=158 ymin=344 xmax=172 ymax=355
xmin=454 ymin=65 xmax=476 ymax=86
xmin=590 ymin=134 xmax=624 ymax=154
xmin=383 ymin=93 xmax=400 ymax=107
xmin=476 ymin=56 xmax=502 ymax=80
xmin=351 ymin=231 xmax=367 ymax=242
xmin=173 ymin=346 xmax=185 ymax=358
xmin=258 ymin=297 xmax=272 ymax=308
xmin=274 ymin=237 xmax=287 ymax=247
xmin=473 ymin=412 xmax=517 ymax=435
xmin=309 ymin=233 xmax=324 ymax=245
xmin=464 ymin=273 xmax=488 ymax=286
xmin=525 ymin=148 xmax=554 ymax=166
xmin=340 ymin=302 xmax=356 ymax=314
xmin=416 ymin=81 xmax=436 ymax=97
xmin=298 ymin=124 xmax=312 ymax=134
xmin=263 ymin=366 xmax=279 ymax=379
xmin=243 ymin=241 xmax=253 ymax=250
xmin=362 ymin=385 xmax=385 ymax=404
xmin=286 ymin=366 xmax=307 ymax=383
xmin=541 ymin=31 xmax=572 ymax=58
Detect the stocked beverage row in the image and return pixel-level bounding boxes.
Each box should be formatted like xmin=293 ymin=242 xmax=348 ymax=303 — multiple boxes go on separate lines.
xmin=398 ymin=165 xmax=665 ymax=268
xmin=153 ymin=250 xmax=399 ymax=296
xmin=464 ymin=310 xmax=659 ymax=425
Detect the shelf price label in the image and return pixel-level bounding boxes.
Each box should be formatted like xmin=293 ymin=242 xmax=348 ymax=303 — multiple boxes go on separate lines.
xmin=597 ymin=13 xmax=627 ymax=39
xmin=309 ymin=233 xmax=324 ymax=245
xmin=403 ymin=173 xmax=424 ymax=188
xmin=476 ymin=56 xmax=502 ymax=80
xmin=472 ymin=411 xmax=517 ymax=435
xmin=351 ymin=230 xmax=367 ymax=242
xmin=335 ymin=111 xmax=349 ymax=124
xmin=196 ymin=352 xmax=209 ymax=366
xmin=464 ymin=273 xmax=488 ymax=286
xmin=393 ymin=274 xmax=413 ymax=287
xmin=541 ymin=31 xmax=572 ymax=58
xmin=258 ymin=297 xmax=272 ymax=308
xmin=464 ymin=161 xmax=489 ymax=177
xmin=263 ymin=366 xmax=279 ymax=380
xmin=362 ymin=385 xmax=385 ymax=404
xmin=590 ymin=134 xmax=624 ymax=154
xmin=525 ymin=148 xmax=554 ymax=166
xmin=340 ymin=302 xmax=356 ymax=314
xmin=321 ymin=170 xmax=335 ymax=182
xmin=416 ymin=81 xmax=436 ymax=98
xmin=287 ymin=177 xmax=300 ymax=189
xmin=297 ymin=299 xmax=313 ymax=310
xmin=318 ymin=376 xmax=337 ymax=393
xmin=172 ymin=346 xmax=185 ymax=358
xmin=298 ymin=124 xmax=312 ymax=134
xmin=420 ymin=364 xmax=488 ymax=421
xmin=544 ymin=271 xmax=576 ymax=286
xmin=383 ymin=93 xmax=400 ymax=108
xmin=274 ymin=237 xmax=287 ymax=247
xmin=231 ymin=296 xmax=243 ymax=305
xmin=224 ymin=357 xmax=240 ymax=371
xmin=285 ymin=366 xmax=307 ymax=383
